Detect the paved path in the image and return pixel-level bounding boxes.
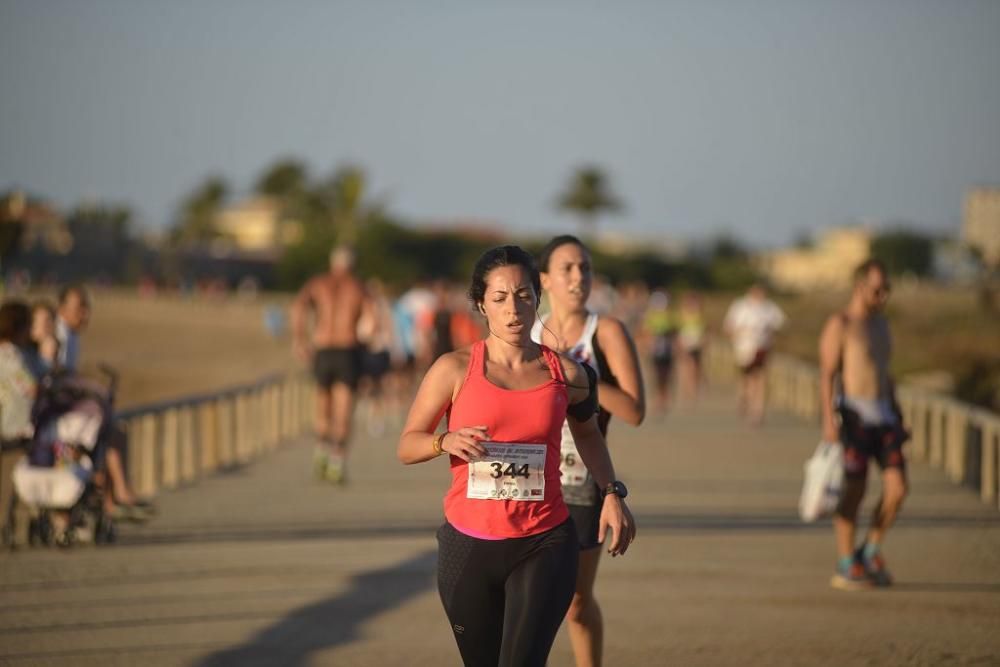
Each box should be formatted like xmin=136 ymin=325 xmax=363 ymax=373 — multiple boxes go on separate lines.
xmin=2 ymin=388 xmax=998 ymax=666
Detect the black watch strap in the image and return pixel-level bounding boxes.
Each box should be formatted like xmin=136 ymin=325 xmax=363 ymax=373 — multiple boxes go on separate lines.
xmin=603 ymin=480 xmax=628 ymax=499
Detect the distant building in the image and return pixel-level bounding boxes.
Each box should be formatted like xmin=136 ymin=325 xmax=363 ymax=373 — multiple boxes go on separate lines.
xmin=963 ymin=186 xmax=1000 ymax=267
xmin=213 ymin=196 xmax=304 ymax=253
xmin=595 ymin=230 xmax=688 ymax=259
xmin=758 ymin=226 xmax=871 ymax=292
xmin=1 ymin=190 xmax=71 ymax=255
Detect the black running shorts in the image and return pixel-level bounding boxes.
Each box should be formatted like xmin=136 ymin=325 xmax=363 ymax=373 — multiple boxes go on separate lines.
xmin=312 ymin=346 xmax=362 ymax=390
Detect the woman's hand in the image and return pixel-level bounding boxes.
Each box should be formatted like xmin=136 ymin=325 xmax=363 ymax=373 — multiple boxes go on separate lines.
xmin=441 ymin=426 xmax=490 ymax=462
xmin=598 ymin=494 xmax=636 ymax=557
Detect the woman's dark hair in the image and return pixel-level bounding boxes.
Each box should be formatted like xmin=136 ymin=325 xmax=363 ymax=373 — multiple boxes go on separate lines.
xmin=0 ymin=300 xmax=31 ymax=343
xmin=537 ymin=234 xmax=589 ymax=272
xmin=468 ymin=245 xmax=541 ymax=308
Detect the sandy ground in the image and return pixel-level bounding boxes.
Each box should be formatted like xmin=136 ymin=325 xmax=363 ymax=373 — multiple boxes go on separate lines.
xmin=76 ymin=290 xmax=296 ymax=410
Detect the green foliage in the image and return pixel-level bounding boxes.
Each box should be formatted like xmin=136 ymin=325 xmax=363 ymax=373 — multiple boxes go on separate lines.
xmin=178 ymin=158 xmax=762 ymax=295
xmin=556 ymin=165 xmax=623 ymax=238
xmin=708 ymin=257 xmax=760 ymax=291
xmin=317 ymin=164 xmax=373 ymax=244
xmin=684 ymin=234 xmax=760 ymax=291
xmin=706 ymin=234 xmax=749 ymax=260
xmin=171 ymin=176 xmax=229 ymax=244
xmin=870 ymin=229 xmax=934 ymax=277
xmin=67 ymin=203 xmax=133 ymax=238
xmin=0 ymin=220 xmax=23 ymax=267
xmin=254 ymin=159 xmax=309 ymax=199
xmin=583 ymin=249 xmax=710 ymax=289
xmin=278 ymin=216 xmax=497 ymax=292
xmin=276 ymin=219 xmax=339 ymax=290
xmin=954 ymin=356 xmax=1000 ymax=411
xmin=1 ymin=193 xmax=26 ymax=268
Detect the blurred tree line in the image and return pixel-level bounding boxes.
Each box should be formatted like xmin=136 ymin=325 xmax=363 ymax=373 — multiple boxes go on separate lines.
xmin=0 ymin=165 xmax=969 ymax=297
xmin=165 ymin=160 xmax=767 ymax=293
xmin=1 ymin=192 xmax=151 ymax=286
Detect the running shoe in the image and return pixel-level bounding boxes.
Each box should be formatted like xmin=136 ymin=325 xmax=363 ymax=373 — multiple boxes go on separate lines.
xmin=856 ymin=545 xmax=893 ymax=587
xmin=324 ymin=455 xmax=345 ymax=485
xmin=830 ymin=559 xmax=873 ymax=591
xmin=108 ymin=503 xmax=153 ymax=523
xmin=312 ymin=447 xmax=328 ymax=480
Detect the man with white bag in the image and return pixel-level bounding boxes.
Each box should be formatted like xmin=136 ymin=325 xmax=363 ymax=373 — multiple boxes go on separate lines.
xmin=819 ymin=259 xmax=909 ymax=591
xmin=799 ymin=440 xmax=844 ymax=523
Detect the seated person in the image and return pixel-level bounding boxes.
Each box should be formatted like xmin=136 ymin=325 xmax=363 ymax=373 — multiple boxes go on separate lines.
xmin=1 ymin=300 xmax=44 ymax=536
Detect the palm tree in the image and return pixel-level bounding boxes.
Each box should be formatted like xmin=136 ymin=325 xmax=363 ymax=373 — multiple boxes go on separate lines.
xmin=172 ymin=176 xmax=229 ymax=245
xmin=254 ymin=159 xmax=309 ymax=200
xmin=315 ymin=164 xmax=382 ymax=244
xmin=1 ymin=192 xmax=27 ymax=275
xmin=556 ymin=165 xmax=623 ymax=240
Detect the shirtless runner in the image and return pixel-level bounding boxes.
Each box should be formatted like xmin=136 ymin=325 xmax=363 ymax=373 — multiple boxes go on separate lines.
xmin=819 ymin=258 xmax=908 ymax=590
xmin=291 ymin=245 xmax=369 ymax=483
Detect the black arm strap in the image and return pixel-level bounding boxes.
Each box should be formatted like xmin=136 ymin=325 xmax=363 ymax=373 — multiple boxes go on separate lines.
xmin=566 ymin=363 xmax=599 ymax=422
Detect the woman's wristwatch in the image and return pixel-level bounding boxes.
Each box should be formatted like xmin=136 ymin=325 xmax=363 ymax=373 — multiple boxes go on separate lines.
xmin=602 ymin=480 xmax=628 ymax=499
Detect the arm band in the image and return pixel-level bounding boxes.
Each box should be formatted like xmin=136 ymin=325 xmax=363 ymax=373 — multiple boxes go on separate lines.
xmin=566 ymin=363 xmax=599 ymax=422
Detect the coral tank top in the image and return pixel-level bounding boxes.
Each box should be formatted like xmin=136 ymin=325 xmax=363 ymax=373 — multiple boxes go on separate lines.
xmin=443 ymin=340 xmax=570 ymax=538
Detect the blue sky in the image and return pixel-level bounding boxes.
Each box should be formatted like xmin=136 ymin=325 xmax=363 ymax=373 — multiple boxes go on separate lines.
xmin=1 ymin=0 xmax=998 ymax=247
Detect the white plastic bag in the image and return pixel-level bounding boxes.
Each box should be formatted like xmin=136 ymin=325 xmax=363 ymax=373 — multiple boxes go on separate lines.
xmin=799 ymin=441 xmax=844 ymax=522
xmin=12 ymin=457 xmax=91 ymax=509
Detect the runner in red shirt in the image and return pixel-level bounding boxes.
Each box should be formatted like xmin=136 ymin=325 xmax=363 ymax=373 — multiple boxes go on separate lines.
xmin=398 ymin=245 xmax=635 ymax=667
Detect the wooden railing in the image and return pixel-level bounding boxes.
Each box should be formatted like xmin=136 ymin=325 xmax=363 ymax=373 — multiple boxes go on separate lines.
xmin=704 ymin=341 xmax=1000 ymax=509
xmin=116 ymin=373 xmax=313 ymax=498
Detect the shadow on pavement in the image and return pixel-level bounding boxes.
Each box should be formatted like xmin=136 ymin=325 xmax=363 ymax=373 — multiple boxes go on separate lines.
xmin=634 ymin=511 xmax=1000 ymax=532
xmin=195 ymin=548 xmax=437 ymax=667
xmin=111 ymin=508 xmax=1000 ymax=547
xmin=891 ymin=582 xmax=1000 ymax=594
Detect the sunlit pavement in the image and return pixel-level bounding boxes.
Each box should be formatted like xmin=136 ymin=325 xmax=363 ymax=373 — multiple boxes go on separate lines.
xmin=2 ymin=387 xmax=998 ymax=666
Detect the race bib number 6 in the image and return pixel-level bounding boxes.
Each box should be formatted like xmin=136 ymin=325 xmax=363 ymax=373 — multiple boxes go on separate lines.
xmin=559 ymin=422 xmax=588 ymax=487
xmin=467 ymin=442 xmax=546 ymax=501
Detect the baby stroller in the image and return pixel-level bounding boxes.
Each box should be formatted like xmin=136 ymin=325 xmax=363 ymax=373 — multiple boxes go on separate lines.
xmin=4 ymin=367 xmax=119 ymax=548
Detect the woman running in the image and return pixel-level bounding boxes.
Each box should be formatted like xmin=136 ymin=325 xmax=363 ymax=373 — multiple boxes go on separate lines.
xmin=676 ymin=290 xmax=707 ymax=404
xmin=532 ymin=235 xmax=646 ymax=667
xmin=643 ymin=290 xmax=676 ymax=415
xmin=398 ymin=245 xmax=636 ymax=667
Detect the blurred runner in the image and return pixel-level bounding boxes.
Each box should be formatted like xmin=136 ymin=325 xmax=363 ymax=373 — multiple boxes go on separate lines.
xmin=723 ymin=283 xmax=785 ymax=425
xmin=358 ymin=278 xmax=396 ymax=438
xmin=676 ymin=291 xmax=707 ymax=405
xmin=643 ymin=290 xmax=677 ymax=416
xmin=534 ymin=235 xmax=645 ymax=667
xmin=290 ymin=245 xmax=368 ymax=483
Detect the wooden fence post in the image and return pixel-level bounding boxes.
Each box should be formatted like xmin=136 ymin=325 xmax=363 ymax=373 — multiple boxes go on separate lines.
xmin=217 ymin=397 xmax=234 ymax=467
xmin=160 ymin=408 xmax=179 ymax=490
xmin=200 ymin=401 xmax=218 ymax=473
xmin=234 ymin=392 xmax=249 ymax=463
xmin=179 ymin=405 xmax=197 ymax=484
xmin=945 ymin=404 xmax=968 ymax=484
xmin=929 ymin=402 xmax=946 ymax=469
xmin=137 ymin=413 xmax=158 ymax=497
xmin=981 ymin=419 xmax=999 ymax=507
xmin=910 ymin=398 xmax=928 ymax=463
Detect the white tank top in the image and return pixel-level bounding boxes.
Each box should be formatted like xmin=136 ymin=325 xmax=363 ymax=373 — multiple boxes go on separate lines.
xmin=531 ymin=312 xmax=601 ymax=502
xmin=531 ymin=312 xmax=600 ymax=379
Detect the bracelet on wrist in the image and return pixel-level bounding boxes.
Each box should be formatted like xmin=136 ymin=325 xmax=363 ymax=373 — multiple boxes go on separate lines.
xmin=432 ymin=431 xmax=448 ymax=456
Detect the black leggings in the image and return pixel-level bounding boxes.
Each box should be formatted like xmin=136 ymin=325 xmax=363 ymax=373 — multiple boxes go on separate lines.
xmin=436 ymin=519 xmax=578 ymax=667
